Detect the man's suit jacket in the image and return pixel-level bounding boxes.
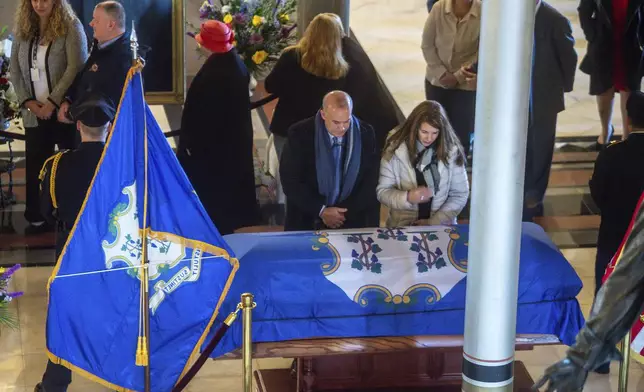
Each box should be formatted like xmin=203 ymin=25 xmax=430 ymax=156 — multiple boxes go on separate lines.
xmin=532 ymin=2 xmax=577 ymax=117
xmin=280 ymin=116 xmax=380 ymax=232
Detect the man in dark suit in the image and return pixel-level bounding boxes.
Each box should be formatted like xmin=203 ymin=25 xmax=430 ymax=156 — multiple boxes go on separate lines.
xmin=523 ymin=0 xmax=577 ymax=220
xmin=58 ymin=1 xmax=131 ymax=124
xmin=280 ymin=91 xmax=379 ymax=231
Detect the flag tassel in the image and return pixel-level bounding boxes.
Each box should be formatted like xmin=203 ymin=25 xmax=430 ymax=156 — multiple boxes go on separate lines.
xmin=136 ymin=336 xmax=149 ymax=366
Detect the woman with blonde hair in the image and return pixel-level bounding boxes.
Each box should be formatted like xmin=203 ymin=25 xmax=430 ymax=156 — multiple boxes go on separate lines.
xmin=10 ymin=0 xmax=87 ymax=235
xmin=377 ymin=100 xmax=469 ymax=227
xmin=264 ymin=12 xmax=349 ymax=157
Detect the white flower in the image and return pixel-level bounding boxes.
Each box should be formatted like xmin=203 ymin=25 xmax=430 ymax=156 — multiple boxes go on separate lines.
xmin=221 ymin=5 xmax=231 ymax=13
xmin=0 ymin=39 xmax=12 ymax=57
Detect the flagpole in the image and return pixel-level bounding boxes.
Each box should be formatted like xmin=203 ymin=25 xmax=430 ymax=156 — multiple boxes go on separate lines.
xmin=130 ymin=23 xmax=152 ymax=392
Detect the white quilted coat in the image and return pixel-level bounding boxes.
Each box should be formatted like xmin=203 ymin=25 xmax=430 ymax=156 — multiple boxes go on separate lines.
xmin=376 ymin=142 xmax=469 ymax=227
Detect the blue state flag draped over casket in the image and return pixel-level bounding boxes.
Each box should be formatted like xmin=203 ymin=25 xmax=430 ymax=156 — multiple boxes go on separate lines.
xmin=46 ymin=66 xmax=238 ymax=392
xmin=209 ymin=224 xmax=586 ymax=358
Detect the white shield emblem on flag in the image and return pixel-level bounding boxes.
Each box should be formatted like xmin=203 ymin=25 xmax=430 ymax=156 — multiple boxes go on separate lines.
xmin=101 ymin=182 xmax=204 ymax=313
xmin=312 ymin=227 xmax=468 ymax=307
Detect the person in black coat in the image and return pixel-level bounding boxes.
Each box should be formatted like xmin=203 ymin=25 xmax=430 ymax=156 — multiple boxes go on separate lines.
xmin=523 ymin=0 xmax=577 ymax=220
xmin=37 ymin=95 xmax=115 ymax=392
xmin=588 ymin=91 xmax=644 ymax=373
xmin=265 ymin=13 xmax=400 ymax=159
xmin=57 ymin=1 xmax=131 ymax=123
xmin=280 ymin=91 xmax=379 ymax=231
xmin=177 ymin=20 xmax=260 ymax=235
xmin=578 ymin=0 xmax=644 ymax=149
xmin=589 ymin=91 xmax=644 ymax=301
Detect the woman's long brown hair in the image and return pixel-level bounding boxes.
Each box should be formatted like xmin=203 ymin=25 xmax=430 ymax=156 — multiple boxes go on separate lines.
xmin=15 ymin=0 xmax=77 ymax=43
xmin=383 ymin=100 xmax=466 ymax=166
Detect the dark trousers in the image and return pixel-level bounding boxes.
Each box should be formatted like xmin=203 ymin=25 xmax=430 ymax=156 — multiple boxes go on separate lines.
xmin=524 ymin=112 xmax=558 ymax=208
xmin=424 ymin=80 xmax=476 ymax=155
xmin=42 ymin=360 xmax=72 ymax=392
xmin=24 ymin=118 xmax=78 ymax=223
xmin=595 ymin=242 xmax=620 ymax=295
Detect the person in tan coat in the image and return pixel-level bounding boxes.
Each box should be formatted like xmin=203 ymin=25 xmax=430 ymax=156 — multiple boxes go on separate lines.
xmin=377 ymin=101 xmax=469 ymax=227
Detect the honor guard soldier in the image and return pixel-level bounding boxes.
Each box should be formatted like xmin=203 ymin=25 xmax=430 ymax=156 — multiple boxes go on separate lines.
xmin=40 ymin=96 xmax=115 ymax=258
xmin=35 ymin=96 xmax=115 ymax=392
xmin=57 ymin=1 xmax=131 ymax=124
xmin=587 ymin=90 xmax=644 ymax=371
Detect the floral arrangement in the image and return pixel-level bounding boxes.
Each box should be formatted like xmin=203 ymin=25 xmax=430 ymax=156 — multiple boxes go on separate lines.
xmin=190 ymin=0 xmax=298 ymax=77
xmin=0 ymin=264 xmax=23 ymax=329
xmin=0 ymin=26 xmax=21 ymax=131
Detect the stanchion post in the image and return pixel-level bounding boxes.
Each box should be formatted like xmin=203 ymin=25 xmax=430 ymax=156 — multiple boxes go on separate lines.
xmin=619 ymin=331 xmax=631 ymax=392
xmin=241 ymin=293 xmax=256 ymax=392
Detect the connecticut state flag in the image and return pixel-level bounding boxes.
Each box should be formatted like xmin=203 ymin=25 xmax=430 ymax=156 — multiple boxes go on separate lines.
xmin=602 ymin=191 xmax=644 ymax=364
xmin=46 ymin=66 xmax=238 ymax=391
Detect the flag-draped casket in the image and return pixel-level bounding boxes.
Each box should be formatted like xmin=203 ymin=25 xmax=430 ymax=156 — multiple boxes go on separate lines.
xmin=208 ymin=223 xmax=585 ymax=358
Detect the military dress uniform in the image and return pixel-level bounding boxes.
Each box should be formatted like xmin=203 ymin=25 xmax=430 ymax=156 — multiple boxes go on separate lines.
xmin=589 ymin=131 xmax=644 ymax=295
xmin=35 ymin=98 xmax=114 ymax=392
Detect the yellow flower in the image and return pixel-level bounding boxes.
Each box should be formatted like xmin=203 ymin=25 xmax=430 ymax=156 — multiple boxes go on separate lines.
xmin=0 ymin=267 xmax=5 ymax=275
xmin=279 ymin=13 xmax=290 ymax=23
xmin=232 ymin=40 xmax=237 ymax=47
xmin=252 ymin=50 xmax=268 ymax=65
xmin=252 ymin=15 xmax=265 ymax=27
xmin=223 ymin=14 xmax=233 ymax=24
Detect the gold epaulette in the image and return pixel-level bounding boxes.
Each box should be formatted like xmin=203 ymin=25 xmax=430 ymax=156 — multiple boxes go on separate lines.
xmin=39 ymin=151 xmax=69 ymax=209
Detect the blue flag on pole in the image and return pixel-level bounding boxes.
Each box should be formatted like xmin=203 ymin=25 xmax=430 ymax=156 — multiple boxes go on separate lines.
xmin=46 ymin=66 xmax=238 ymax=392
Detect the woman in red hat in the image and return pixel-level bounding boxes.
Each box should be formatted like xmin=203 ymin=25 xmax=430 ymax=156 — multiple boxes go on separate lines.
xmin=178 ymin=20 xmax=260 ymax=235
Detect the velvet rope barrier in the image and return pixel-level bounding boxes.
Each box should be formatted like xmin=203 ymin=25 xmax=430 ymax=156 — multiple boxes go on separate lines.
xmin=171 ymin=304 xmax=242 ymax=392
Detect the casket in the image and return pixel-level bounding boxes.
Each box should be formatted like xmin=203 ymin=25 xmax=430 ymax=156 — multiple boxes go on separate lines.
xmin=210 ymin=223 xmax=584 ymax=391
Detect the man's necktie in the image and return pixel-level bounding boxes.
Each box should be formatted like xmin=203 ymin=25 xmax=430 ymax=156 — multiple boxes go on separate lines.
xmin=331 ymin=137 xmax=342 ymax=205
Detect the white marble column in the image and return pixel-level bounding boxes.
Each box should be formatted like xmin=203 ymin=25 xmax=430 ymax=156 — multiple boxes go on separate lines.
xmin=461 ymin=0 xmax=535 ymax=390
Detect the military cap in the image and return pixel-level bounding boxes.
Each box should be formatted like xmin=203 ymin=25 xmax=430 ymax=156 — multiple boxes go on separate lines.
xmin=68 ymin=95 xmax=117 ymax=128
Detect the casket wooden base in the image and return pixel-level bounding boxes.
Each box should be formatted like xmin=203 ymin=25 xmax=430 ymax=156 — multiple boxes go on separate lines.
xmin=218 ymin=334 xmax=552 ymax=392
xmin=254 ymin=355 xmax=535 ymax=392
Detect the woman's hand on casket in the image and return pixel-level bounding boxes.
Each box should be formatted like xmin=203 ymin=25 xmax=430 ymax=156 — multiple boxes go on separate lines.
xmin=532 ymin=357 xmax=588 ymax=392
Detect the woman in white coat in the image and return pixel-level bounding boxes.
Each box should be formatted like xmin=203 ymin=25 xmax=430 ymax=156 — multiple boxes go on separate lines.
xmin=377 ymin=100 xmax=469 ymax=227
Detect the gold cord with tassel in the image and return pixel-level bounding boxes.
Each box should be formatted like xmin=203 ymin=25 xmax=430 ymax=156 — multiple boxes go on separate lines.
xmin=136 ymin=336 xmax=149 ymax=366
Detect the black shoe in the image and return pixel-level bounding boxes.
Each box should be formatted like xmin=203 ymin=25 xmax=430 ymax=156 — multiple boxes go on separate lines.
xmin=24 ymin=222 xmax=54 ymax=236
xmin=34 ymin=383 xmax=45 ymax=392
xmin=593 ymin=363 xmax=610 ymax=374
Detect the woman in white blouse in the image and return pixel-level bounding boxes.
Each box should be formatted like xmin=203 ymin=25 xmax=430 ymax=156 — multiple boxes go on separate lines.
xmin=377 ymin=101 xmax=469 ymax=227
xmin=10 ymin=0 xmax=87 ymax=234
xmin=421 ymin=0 xmax=481 ymax=156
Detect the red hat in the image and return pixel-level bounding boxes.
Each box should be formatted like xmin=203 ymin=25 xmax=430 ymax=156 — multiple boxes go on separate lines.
xmin=196 ymin=20 xmax=235 ymax=53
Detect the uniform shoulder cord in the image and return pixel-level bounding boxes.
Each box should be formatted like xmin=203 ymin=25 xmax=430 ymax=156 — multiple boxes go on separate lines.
xmin=38 ymin=151 xmax=68 ymax=209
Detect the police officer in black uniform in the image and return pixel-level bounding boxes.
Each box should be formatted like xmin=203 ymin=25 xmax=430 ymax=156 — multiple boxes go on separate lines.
xmin=57 ymin=0 xmax=131 ymax=124
xmin=587 ymin=90 xmax=644 ymax=374
xmin=34 ymin=96 xmax=115 ymax=392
